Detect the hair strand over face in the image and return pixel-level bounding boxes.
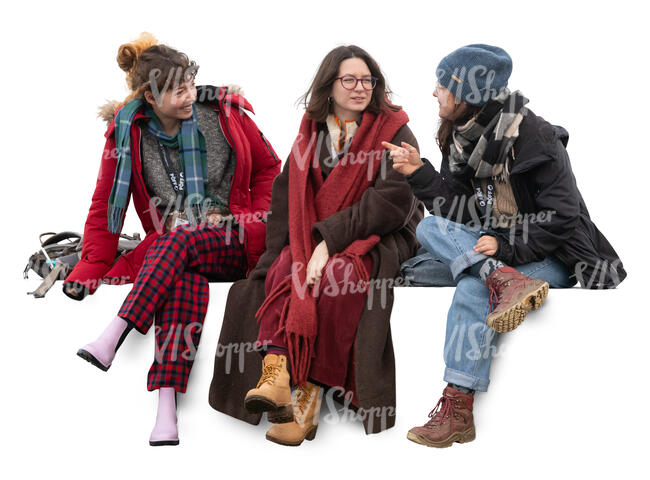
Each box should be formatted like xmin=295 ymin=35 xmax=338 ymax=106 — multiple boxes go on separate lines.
xmin=116 ymin=32 xmax=199 ymax=106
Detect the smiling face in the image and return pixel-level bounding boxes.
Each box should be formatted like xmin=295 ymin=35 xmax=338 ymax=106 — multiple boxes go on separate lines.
xmin=433 ymin=81 xmax=458 ymax=120
xmin=144 ymin=76 xmax=197 ymax=121
xmin=330 ymin=57 xmax=373 ymax=121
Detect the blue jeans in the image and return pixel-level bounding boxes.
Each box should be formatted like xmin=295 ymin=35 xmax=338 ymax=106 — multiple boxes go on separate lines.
xmin=412 ymin=215 xmax=576 ymax=392
xmin=400 ymin=247 xmax=457 ymax=287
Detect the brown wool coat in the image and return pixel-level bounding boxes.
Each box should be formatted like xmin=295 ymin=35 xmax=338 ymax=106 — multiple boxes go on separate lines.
xmin=208 ymin=121 xmax=423 ymax=434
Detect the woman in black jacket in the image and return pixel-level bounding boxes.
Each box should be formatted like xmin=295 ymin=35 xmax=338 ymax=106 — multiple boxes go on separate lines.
xmin=384 ymin=44 xmax=626 ymax=448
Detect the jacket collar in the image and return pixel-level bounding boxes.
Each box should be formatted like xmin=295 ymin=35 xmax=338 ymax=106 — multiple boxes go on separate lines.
xmin=510 ymin=110 xmax=570 ymax=175
xmin=196 ymin=85 xmax=255 ymax=115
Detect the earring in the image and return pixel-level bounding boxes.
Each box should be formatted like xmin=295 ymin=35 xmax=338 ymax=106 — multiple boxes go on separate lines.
xmin=328 ymin=97 xmax=332 ymax=104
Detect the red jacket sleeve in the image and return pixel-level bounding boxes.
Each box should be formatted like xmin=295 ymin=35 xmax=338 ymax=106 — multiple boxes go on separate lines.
xmin=238 ymin=114 xmax=281 ymax=269
xmin=64 ymin=134 xmax=124 ymax=297
xmin=241 ymin=114 xmax=280 ymax=218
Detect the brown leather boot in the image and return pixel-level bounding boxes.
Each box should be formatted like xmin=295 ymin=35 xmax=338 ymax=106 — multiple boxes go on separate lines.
xmin=265 ymin=381 xmax=322 ymax=446
xmin=407 ymin=386 xmax=475 ymax=448
xmin=485 ymin=266 xmax=549 ymax=332
xmin=244 ymin=354 xmax=293 ymax=423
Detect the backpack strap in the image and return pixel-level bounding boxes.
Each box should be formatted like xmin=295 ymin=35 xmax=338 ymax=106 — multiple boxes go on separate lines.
xmin=28 ymin=262 xmax=69 ymax=298
xmin=40 ymin=231 xmax=81 ymax=247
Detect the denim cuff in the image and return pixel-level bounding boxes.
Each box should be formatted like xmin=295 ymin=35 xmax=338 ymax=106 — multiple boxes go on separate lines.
xmin=450 ymin=249 xmax=487 ymax=280
xmin=444 ymin=367 xmax=490 ymax=392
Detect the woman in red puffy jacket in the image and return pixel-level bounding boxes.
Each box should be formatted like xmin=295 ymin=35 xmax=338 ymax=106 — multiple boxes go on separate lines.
xmin=70 ymin=33 xmax=280 ymax=446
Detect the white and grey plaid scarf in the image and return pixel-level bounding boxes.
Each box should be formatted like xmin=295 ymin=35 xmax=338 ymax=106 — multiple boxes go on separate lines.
xmin=448 ymin=89 xmax=529 ymax=180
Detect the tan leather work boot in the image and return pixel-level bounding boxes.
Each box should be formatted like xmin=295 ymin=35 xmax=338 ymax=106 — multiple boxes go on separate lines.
xmin=244 ymin=354 xmax=293 ymax=423
xmin=265 ymin=381 xmax=322 ymax=446
xmin=407 ymin=386 xmax=475 ymax=448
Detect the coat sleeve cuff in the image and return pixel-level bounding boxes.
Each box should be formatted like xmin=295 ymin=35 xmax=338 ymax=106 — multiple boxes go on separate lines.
xmin=406 ymin=158 xmax=437 ymax=187
xmin=492 ymin=234 xmax=513 ymax=265
xmin=312 ymin=221 xmax=344 ymax=255
xmin=63 ymin=260 xmax=111 ymax=296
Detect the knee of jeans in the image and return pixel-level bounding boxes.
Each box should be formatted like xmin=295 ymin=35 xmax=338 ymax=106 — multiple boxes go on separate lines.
xmin=456 ymin=275 xmax=487 ymax=297
xmin=416 ymin=216 xmax=448 ymax=248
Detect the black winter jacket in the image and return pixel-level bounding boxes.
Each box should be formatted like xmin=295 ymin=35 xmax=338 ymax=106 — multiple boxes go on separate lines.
xmin=406 ymin=110 xmax=626 ymax=289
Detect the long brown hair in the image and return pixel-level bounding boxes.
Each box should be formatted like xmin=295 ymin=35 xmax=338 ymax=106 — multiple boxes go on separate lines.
xmin=299 ymin=45 xmax=400 ymax=122
xmin=436 ymin=102 xmax=481 ymax=156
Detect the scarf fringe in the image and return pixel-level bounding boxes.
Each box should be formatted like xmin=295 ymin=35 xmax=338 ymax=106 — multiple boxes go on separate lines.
xmin=107 ymin=205 xmax=125 ymax=234
xmin=332 ymin=251 xmax=371 ymax=293
xmin=272 ymin=294 xmax=291 ymax=339
xmin=287 ymin=331 xmax=315 ymax=386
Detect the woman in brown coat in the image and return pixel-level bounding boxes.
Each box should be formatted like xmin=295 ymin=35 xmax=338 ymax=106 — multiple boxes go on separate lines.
xmin=208 ymin=45 xmax=423 ymax=444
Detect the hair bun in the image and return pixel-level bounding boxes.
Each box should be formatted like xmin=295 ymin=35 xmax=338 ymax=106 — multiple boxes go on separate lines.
xmin=116 ymin=32 xmax=159 ymax=73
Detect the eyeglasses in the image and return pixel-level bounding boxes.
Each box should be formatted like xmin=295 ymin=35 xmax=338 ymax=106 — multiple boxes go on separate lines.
xmin=336 ymin=75 xmax=377 ymax=91
xmin=434 ymin=81 xmax=445 ymax=95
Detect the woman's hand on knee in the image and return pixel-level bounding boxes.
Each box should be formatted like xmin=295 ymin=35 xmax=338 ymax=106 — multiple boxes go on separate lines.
xmin=473 ymin=235 xmax=498 ymax=256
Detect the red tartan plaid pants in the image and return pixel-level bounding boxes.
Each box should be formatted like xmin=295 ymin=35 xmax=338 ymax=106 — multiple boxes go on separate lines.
xmin=118 ymin=222 xmax=247 ymax=393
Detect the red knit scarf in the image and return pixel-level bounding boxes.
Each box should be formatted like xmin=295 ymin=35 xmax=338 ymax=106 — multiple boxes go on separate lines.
xmin=256 ymin=108 xmax=409 ymax=385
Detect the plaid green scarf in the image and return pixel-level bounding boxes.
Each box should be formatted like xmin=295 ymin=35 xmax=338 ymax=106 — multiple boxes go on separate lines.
xmin=107 ymin=100 xmax=208 ymax=233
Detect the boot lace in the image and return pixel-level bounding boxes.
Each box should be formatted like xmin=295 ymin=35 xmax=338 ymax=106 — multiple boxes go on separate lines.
xmin=487 ymin=274 xmax=506 ymax=313
xmin=424 ymin=395 xmax=455 ymax=429
xmin=295 ymin=383 xmax=314 ymax=415
xmin=488 ymin=284 xmax=501 ymax=312
xmin=256 ymin=363 xmax=280 ymax=388
xmin=488 ymin=273 xmax=517 ymax=313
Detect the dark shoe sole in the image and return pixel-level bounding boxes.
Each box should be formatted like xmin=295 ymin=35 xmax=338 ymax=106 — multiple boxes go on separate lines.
xmin=406 ymin=427 xmax=475 ymax=448
xmin=244 ymin=396 xmax=294 ymax=423
xmin=265 ymin=425 xmax=318 ymax=446
xmin=149 ymin=439 xmax=180 ymax=446
xmin=77 ymin=349 xmax=110 ymax=372
xmin=267 ymin=404 xmax=295 ymax=424
xmin=486 ymin=281 xmax=549 ymax=333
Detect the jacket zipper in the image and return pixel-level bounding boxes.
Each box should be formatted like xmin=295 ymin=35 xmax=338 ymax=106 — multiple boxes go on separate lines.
xmin=259 ymin=131 xmax=279 ymax=163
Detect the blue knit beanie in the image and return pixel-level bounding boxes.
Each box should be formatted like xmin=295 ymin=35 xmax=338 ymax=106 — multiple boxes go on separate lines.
xmin=436 ymin=44 xmax=512 ymax=106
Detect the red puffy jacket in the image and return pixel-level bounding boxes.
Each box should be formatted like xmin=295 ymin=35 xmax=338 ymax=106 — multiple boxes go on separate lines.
xmin=63 ymin=86 xmax=280 ymax=297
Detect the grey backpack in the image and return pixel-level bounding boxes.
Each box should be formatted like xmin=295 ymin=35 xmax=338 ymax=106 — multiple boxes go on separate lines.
xmin=25 ymin=231 xmax=141 ymax=298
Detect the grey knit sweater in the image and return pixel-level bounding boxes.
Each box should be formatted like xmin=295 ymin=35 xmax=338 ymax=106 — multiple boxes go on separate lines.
xmin=140 ymin=103 xmax=235 ymax=214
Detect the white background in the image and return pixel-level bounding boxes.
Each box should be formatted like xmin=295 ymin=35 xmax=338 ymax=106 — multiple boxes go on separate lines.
xmin=2 ymin=0 xmax=648 ymax=478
